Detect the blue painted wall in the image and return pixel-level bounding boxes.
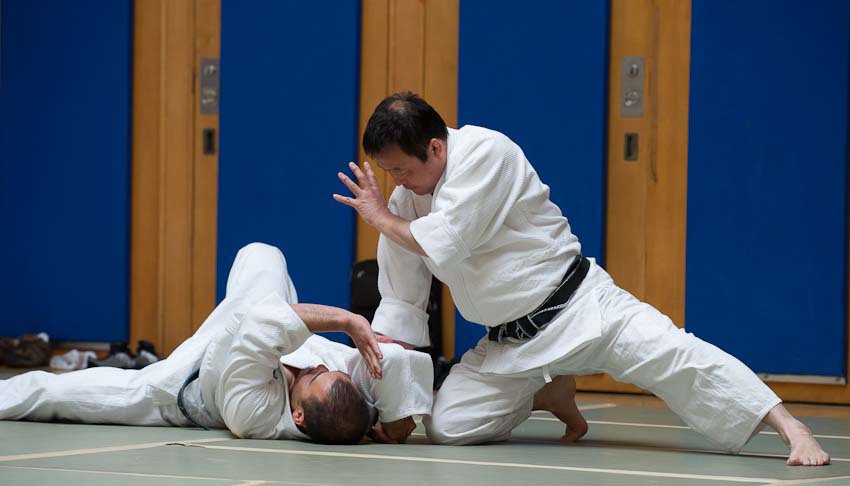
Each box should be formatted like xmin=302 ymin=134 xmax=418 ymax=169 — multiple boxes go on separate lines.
xmin=687 ymin=0 xmax=848 ymax=376
xmin=0 ymin=0 xmax=132 ymax=342
xmin=218 ymin=1 xmax=360 ymax=342
xmin=455 ymin=0 xmax=610 ymax=355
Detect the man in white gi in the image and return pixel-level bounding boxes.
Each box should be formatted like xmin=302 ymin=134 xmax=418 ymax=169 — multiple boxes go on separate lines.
xmin=333 ymin=92 xmax=830 ymax=465
xmin=0 ymin=243 xmax=432 ymax=445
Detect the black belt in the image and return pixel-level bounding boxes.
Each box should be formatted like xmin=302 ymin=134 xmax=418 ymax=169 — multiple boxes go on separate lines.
xmin=177 ymin=368 xmax=210 ymax=430
xmin=488 ymin=254 xmax=590 ymax=344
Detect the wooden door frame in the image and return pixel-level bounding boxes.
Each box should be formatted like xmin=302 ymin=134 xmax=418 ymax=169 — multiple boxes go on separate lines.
xmin=130 ymin=0 xmax=220 ymax=355
xmin=358 ymin=0 xmax=459 ymax=357
xmin=575 ymin=0 xmax=691 ymax=395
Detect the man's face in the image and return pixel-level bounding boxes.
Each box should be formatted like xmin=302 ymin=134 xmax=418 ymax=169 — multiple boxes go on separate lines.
xmin=374 ymin=139 xmax=446 ymax=195
xmin=290 ymin=364 xmax=352 ymax=410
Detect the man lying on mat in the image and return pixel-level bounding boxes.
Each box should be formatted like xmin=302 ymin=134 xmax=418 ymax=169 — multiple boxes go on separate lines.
xmin=0 ymin=243 xmax=433 ymax=445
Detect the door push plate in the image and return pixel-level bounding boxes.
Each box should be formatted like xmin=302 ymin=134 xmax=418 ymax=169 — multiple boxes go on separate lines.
xmin=200 ymin=58 xmax=220 ymax=114
xmin=621 ymin=56 xmax=644 ymax=117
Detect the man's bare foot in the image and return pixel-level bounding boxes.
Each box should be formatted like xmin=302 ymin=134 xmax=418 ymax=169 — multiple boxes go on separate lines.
xmin=763 ymin=404 xmax=830 ymax=466
xmin=532 ymin=375 xmax=588 ymax=443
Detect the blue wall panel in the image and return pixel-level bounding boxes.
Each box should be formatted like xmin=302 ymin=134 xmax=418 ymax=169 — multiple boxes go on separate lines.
xmin=219 ymin=1 xmax=360 ymax=342
xmin=455 ymin=1 xmax=609 ymax=355
xmin=687 ymin=0 xmax=848 ymax=376
xmin=0 ymin=0 xmax=132 ymax=341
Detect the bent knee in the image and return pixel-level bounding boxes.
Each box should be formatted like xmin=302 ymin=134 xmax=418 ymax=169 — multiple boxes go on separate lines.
xmin=424 ymin=414 xmax=468 ymax=445
xmin=237 ymin=242 xmax=288 ymax=267
xmin=238 ymin=242 xmax=282 ymax=258
xmin=425 ymin=413 xmax=505 ymax=445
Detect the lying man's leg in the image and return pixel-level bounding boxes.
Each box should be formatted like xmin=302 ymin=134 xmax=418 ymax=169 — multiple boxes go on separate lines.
xmin=224 ymin=242 xmax=298 ymax=304
xmin=0 ymin=366 xmax=184 ymax=426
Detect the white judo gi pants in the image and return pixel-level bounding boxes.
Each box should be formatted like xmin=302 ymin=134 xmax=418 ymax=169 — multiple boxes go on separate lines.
xmin=0 ymin=243 xmax=296 ymax=427
xmin=426 ymin=275 xmax=781 ymax=453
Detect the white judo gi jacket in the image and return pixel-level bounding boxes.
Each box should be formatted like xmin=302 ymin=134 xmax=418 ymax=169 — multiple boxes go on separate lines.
xmin=372 ymin=125 xmax=590 ymax=373
xmin=371 ymin=127 xmax=780 ymax=452
xmin=0 ymin=244 xmax=434 ymax=440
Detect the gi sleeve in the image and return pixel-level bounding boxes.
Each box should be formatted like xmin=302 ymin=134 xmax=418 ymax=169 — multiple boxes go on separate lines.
xmin=361 ymin=343 xmax=434 ymax=422
xmin=219 ymin=291 xmax=311 ymax=439
xmin=409 ymin=134 xmax=523 ymax=267
xmin=371 ymin=190 xmax=432 ymax=347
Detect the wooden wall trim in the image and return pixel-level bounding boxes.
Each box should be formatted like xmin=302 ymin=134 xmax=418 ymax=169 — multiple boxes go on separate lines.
xmin=191 ymin=0 xmax=221 ymax=332
xmin=357 ymin=0 xmax=459 ymax=357
xmin=130 ymin=0 xmax=165 ymax=354
xmin=577 ymin=0 xmax=690 ymax=395
xmin=131 ymin=0 xmax=220 ymax=355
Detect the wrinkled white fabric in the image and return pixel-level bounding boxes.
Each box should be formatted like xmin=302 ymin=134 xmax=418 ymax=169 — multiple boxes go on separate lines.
xmin=425 ymin=262 xmax=780 ymax=452
xmin=0 ymin=243 xmax=433 ymax=440
xmin=372 ymin=125 xmax=780 ymax=452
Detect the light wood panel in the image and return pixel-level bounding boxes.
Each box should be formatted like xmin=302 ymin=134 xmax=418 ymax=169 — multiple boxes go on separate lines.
xmin=357 ymin=0 xmax=459 ymax=357
xmin=577 ymin=0 xmax=690 ymax=395
xmin=357 ymin=0 xmax=390 ymax=262
xmin=161 ymin=0 xmax=195 ymax=354
xmin=191 ymin=0 xmax=221 ymax=331
xmin=581 ymin=0 xmax=850 ymax=405
xmin=131 ymin=0 xmax=220 ymax=355
xmin=130 ymin=0 xmax=165 ymax=355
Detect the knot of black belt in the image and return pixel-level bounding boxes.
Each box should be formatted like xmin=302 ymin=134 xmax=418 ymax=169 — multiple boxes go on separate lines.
xmin=488 ymin=254 xmax=590 ymax=344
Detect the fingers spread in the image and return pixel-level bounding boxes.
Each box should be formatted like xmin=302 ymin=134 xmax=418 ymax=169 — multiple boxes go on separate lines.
xmin=332 ymin=194 xmax=355 ymax=207
xmin=363 ymin=161 xmax=380 ymax=188
xmin=349 ymin=161 xmax=367 ymax=182
xmin=337 ymin=172 xmax=361 ymax=195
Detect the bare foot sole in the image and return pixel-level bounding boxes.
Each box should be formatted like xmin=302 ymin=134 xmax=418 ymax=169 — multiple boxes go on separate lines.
xmin=532 ymin=375 xmax=589 ymax=443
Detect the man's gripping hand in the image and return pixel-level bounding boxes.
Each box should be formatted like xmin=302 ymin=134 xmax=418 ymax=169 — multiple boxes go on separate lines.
xmin=347 ymin=313 xmax=384 ymax=380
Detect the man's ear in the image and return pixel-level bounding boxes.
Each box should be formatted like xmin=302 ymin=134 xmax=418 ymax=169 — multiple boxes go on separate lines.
xmin=292 ymin=407 xmax=305 ymax=427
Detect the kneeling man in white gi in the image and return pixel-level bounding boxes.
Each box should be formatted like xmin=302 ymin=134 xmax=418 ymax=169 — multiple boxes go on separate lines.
xmin=0 ymin=243 xmax=433 ymax=445
xmin=334 ymin=92 xmax=830 ymax=465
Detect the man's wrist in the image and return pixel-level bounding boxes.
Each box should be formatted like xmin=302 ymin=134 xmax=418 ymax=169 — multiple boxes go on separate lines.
xmin=373 ymin=209 xmax=395 ymax=234
xmin=339 ymin=311 xmax=356 ymax=332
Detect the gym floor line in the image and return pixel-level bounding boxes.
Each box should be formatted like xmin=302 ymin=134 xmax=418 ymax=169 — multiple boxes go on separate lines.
xmin=2 ymin=401 xmax=850 ymax=485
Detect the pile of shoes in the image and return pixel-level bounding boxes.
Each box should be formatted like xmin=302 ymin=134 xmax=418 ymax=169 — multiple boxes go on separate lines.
xmin=88 ymin=340 xmax=161 ymax=370
xmin=0 ymin=333 xmax=51 ymax=368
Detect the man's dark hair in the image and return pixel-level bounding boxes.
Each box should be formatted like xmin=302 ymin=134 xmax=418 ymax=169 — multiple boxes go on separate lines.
xmin=362 ymin=91 xmax=448 ymax=161
xmin=301 ymin=378 xmax=370 ymax=445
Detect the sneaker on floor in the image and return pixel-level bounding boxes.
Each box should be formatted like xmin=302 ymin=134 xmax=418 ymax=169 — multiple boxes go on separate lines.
xmin=133 ymin=340 xmax=160 ymax=369
xmin=88 ymin=341 xmax=135 ymax=369
xmin=5 ymin=333 xmax=51 ymax=368
xmin=50 ymin=349 xmax=98 ymax=371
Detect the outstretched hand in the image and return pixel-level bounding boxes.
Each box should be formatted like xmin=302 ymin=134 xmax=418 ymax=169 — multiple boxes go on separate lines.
xmin=333 ymin=161 xmax=389 ymax=229
xmin=347 ymin=313 xmax=383 ymax=379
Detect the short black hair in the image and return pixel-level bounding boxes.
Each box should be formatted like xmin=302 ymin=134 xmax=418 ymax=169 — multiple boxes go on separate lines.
xmin=362 ymin=91 xmax=448 ymax=161
xmin=301 ymin=378 xmax=370 ymax=445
